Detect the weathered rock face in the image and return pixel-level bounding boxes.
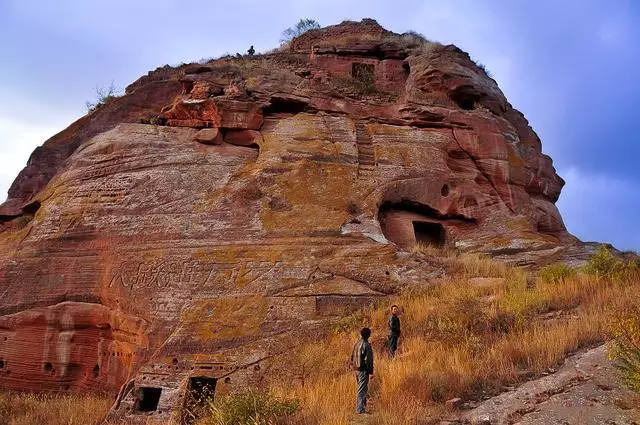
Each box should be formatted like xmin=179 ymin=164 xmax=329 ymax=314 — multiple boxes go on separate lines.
xmin=0 ymin=77 xmax=182 ymax=218
xmin=0 ymin=19 xmax=586 ymax=422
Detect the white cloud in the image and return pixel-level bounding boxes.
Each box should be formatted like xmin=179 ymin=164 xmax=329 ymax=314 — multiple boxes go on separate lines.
xmin=0 ymin=117 xmax=64 ymax=202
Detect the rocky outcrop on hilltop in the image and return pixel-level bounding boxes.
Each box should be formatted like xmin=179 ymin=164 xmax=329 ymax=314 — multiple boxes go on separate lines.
xmin=0 ymin=19 xmax=589 ymax=423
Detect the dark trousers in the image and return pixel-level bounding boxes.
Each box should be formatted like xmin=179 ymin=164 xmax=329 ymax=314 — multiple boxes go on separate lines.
xmin=387 ymin=333 xmax=399 ymax=357
xmin=356 ymin=370 xmax=369 ymax=413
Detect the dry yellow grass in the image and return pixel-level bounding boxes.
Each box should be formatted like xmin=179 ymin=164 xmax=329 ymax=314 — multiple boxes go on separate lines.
xmin=273 ymin=249 xmax=640 ymax=425
xmin=2 ymin=247 xmax=637 ymax=425
xmin=0 ymin=392 xmax=113 ymax=425
xmin=409 ymin=243 xmax=508 ymax=278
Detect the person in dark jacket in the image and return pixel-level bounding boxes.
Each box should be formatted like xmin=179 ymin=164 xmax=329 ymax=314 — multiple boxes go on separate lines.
xmin=387 ymin=305 xmax=401 ymax=358
xmin=351 ymin=327 xmax=374 ymax=414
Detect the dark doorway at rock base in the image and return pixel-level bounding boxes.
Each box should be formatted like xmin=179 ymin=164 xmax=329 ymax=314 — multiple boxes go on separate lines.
xmin=413 ymin=221 xmax=445 ymax=247
xmin=136 ymin=387 xmax=162 ymax=412
xmin=183 ymin=377 xmax=217 ymax=423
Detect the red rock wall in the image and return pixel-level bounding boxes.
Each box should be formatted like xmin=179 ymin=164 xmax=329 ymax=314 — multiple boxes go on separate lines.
xmin=312 ymin=55 xmax=408 ymax=92
xmin=0 ymin=79 xmax=182 ymax=217
xmin=0 ymin=302 xmax=147 ymax=393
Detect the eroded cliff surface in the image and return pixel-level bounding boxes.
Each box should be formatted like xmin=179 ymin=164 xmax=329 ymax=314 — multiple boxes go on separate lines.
xmin=0 ymin=19 xmax=588 ymax=422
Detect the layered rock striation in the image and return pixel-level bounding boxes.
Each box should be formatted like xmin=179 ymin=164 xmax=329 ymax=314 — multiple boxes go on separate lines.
xmin=0 ymin=19 xmax=587 ymax=423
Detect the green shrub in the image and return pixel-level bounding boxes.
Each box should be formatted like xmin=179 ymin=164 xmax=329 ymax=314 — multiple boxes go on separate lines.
xmin=499 ymin=286 xmax=549 ymax=328
xmin=582 ymin=246 xmax=626 ymax=279
xmin=332 ymin=309 xmax=367 ymax=334
xmin=86 ymin=81 xmax=121 ymax=112
xmin=196 ymin=392 xmax=298 ymax=425
xmin=539 ymin=263 xmax=577 ymax=284
xmin=280 ymin=19 xmax=320 ymax=44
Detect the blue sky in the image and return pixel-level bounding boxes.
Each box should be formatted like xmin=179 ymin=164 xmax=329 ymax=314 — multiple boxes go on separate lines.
xmin=1 ymin=0 xmax=638 ymax=250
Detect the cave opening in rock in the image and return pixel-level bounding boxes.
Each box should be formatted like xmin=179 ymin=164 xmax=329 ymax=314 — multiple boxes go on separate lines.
xmin=183 ymin=377 xmax=217 ymax=422
xmin=379 ymin=200 xmax=476 ymax=249
xmin=263 ymin=96 xmax=309 ymax=115
xmin=137 ymin=387 xmax=162 ymax=412
xmin=22 ymin=200 xmax=40 ymax=215
xmin=412 ymin=221 xmax=445 ymax=247
xmin=454 ymin=96 xmax=474 ymax=110
xmin=450 ymin=86 xmax=481 ymax=111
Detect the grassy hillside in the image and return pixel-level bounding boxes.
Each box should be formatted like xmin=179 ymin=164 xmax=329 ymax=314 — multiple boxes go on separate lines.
xmin=2 ymin=247 xmax=639 ymax=425
xmin=257 ymin=247 xmax=639 ymax=425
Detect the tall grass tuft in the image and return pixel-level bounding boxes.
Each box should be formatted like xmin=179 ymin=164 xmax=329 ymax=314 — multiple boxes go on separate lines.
xmin=410 ymin=243 xmax=508 ymax=278
xmin=609 ymin=302 xmax=640 ymax=392
xmin=194 ymin=391 xmax=298 ymax=425
xmin=0 ymin=392 xmax=112 ymax=425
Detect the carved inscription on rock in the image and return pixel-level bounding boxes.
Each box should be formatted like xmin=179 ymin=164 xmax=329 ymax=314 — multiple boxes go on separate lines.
xmin=108 ymin=258 xmax=319 ymax=292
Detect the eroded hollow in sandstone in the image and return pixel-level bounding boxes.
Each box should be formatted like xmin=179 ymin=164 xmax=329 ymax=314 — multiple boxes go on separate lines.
xmin=379 ymin=201 xmax=476 ymax=249
xmin=262 ymin=96 xmax=310 ymax=115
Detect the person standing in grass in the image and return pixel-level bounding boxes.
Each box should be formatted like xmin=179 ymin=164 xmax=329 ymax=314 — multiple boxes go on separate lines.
xmin=351 ymin=327 xmax=374 ymax=414
xmin=387 ymin=305 xmax=401 ymax=358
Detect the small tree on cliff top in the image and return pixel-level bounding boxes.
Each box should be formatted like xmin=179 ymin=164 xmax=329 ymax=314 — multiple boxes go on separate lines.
xmin=86 ymin=81 xmax=121 ymax=112
xmin=280 ymin=18 xmax=320 ymax=44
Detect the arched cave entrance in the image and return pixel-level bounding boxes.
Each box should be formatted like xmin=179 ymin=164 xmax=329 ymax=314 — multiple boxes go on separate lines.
xmin=379 ymin=200 xmax=476 ymax=249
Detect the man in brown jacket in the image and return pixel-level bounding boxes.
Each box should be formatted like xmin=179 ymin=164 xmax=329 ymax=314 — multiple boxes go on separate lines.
xmin=351 ymin=327 xmax=374 ymax=414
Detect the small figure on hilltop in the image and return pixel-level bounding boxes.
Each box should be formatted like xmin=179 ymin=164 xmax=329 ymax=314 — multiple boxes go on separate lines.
xmin=387 ymin=305 xmax=401 ymax=358
xmin=351 ymin=327 xmax=374 ymax=414
xmin=247 ymin=45 xmax=255 ymax=56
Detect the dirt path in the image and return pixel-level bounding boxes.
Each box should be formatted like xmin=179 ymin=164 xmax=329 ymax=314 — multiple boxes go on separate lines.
xmin=447 ymin=344 xmax=639 ymax=425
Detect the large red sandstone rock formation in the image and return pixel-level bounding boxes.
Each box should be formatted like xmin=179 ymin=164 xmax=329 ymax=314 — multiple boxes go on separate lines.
xmin=0 ymin=19 xmax=591 ymax=423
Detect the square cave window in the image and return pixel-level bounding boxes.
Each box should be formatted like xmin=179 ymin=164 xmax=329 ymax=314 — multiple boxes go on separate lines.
xmin=137 ymin=387 xmax=162 ymax=412
xmin=352 ymin=62 xmax=374 ymax=85
xmin=183 ymin=377 xmax=217 ymax=423
xmin=187 ymin=376 xmax=216 ymax=404
xmin=413 ymin=221 xmax=445 ymax=247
